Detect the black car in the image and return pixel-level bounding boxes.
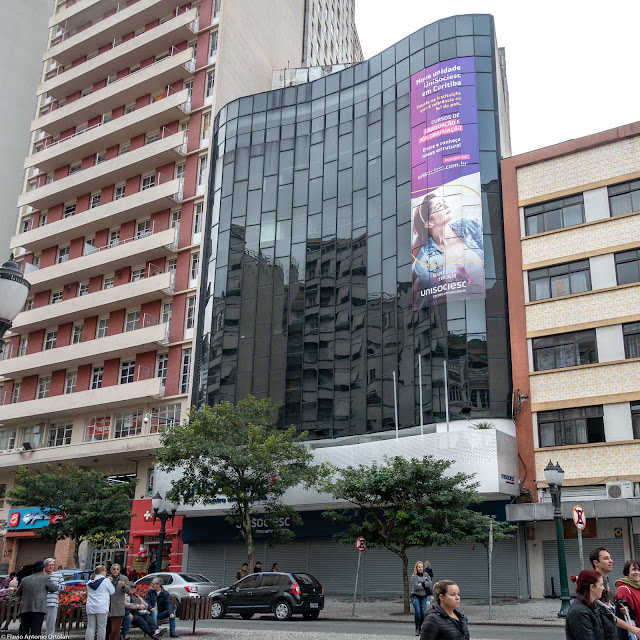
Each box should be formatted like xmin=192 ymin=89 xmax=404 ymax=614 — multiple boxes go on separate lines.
xmin=208 ymin=571 xmax=324 ymax=621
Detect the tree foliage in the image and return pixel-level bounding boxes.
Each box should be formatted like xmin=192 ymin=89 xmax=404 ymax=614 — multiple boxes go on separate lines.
xmin=7 ymin=465 xmax=136 ymax=565
xmin=155 ymin=396 xmax=322 ymax=571
xmin=319 ymin=455 xmax=514 ymax=612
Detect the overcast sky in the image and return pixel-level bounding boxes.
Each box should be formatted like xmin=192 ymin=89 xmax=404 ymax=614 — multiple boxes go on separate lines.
xmin=355 ymin=0 xmax=640 ymax=156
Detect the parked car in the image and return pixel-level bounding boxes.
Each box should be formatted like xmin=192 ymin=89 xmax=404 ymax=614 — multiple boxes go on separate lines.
xmin=208 ymin=571 xmax=324 ymax=621
xmin=135 ymin=572 xmax=220 ymax=610
xmin=60 ymin=568 xmax=92 ymax=586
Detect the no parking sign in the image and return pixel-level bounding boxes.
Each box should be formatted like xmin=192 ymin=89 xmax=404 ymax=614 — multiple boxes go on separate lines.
xmin=355 ymin=536 xmax=367 ymax=552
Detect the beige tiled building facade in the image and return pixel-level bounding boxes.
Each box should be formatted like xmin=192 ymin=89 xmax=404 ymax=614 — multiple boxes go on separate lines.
xmin=503 ymin=122 xmax=640 ymax=598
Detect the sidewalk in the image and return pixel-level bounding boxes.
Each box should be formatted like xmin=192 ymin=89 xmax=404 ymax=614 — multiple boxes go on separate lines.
xmin=322 ymin=595 xmax=566 ymax=627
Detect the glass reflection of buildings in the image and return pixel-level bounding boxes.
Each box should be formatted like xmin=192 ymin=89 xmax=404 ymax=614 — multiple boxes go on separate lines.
xmin=197 ymin=15 xmax=511 ymax=440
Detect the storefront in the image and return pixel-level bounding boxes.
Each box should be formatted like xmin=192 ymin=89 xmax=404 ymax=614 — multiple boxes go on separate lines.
xmin=127 ymin=498 xmax=184 ymax=577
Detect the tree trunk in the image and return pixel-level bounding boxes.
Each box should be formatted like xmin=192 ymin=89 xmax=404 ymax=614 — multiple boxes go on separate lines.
xmin=243 ymin=508 xmax=254 ymax=571
xmin=74 ymin=538 xmax=80 ymax=568
xmin=401 ymin=552 xmax=410 ymax=613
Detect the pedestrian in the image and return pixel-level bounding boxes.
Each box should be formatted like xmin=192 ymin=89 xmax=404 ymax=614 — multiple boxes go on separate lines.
xmin=419 ymin=580 xmax=469 ymax=640
xmin=123 ymin=592 xmax=165 ymax=639
xmin=86 ymin=565 xmax=115 ymax=640
xmin=1 ymin=572 xmax=16 ymax=589
xmin=271 ymin=563 xmax=278 ymax=572
xmin=423 ymin=560 xmax=434 ymax=580
xmin=44 ymin=557 xmax=64 ymax=640
xmin=15 ymin=559 xmax=58 ymax=639
xmin=590 ymin=546 xmax=640 ymax=639
xmin=409 ymin=561 xmax=432 ymax=636
xmin=614 ymin=559 xmax=640 ymax=630
xmin=235 ymin=563 xmax=249 ymax=581
xmin=565 ymin=570 xmax=605 ymax=640
xmin=146 ymin=577 xmax=179 ymax=638
xmin=107 ymin=563 xmax=130 ymax=640
xmin=253 ymin=561 xmax=262 ymax=573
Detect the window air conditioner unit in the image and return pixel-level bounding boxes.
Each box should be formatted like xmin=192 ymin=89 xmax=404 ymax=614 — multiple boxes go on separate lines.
xmin=606 ymin=481 xmax=634 ymax=499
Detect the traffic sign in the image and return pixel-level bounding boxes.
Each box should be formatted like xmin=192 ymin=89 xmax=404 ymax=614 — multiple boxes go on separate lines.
xmin=355 ymin=536 xmax=367 ymax=552
xmin=572 ymin=504 xmax=586 ymax=531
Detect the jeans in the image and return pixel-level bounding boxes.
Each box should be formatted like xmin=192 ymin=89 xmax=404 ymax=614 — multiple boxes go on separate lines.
xmin=151 ymin=610 xmax=175 ymax=634
xmin=130 ymin=612 xmax=158 ymax=637
xmin=46 ymin=605 xmax=58 ymax=639
xmin=121 ymin=613 xmax=132 ymax=638
xmin=410 ymin=595 xmax=428 ymax=626
xmin=19 ymin=611 xmax=46 ymax=639
xmin=85 ymin=612 xmax=109 ymax=640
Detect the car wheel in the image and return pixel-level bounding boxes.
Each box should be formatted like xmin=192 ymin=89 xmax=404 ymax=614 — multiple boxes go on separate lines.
xmin=302 ymin=611 xmax=320 ymax=620
xmin=239 ymin=613 xmax=254 ymax=620
xmin=211 ymin=600 xmax=225 ymax=619
xmin=273 ymin=600 xmax=292 ymax=621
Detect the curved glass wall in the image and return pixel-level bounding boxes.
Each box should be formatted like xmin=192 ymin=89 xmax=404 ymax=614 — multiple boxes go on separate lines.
xmin=196 ymin=14 xmax=511 ymax=439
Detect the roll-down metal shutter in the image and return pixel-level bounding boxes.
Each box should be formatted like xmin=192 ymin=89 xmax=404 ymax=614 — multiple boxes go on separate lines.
xmin=186 ymin=543 xmax=225 ymax=586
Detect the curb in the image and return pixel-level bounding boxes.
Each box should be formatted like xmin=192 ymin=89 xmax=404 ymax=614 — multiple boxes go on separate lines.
xmin=316 ymin=616 xmax=563 ymax=628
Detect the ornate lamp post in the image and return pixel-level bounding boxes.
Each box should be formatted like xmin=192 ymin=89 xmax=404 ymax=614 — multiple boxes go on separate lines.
xmin=0 ymin=256 xmax=31 ymax=351
xmin=151 ymin=491 xmax=177 ymax=573
xmin=544 ymin=460 xmax=571 ymax=617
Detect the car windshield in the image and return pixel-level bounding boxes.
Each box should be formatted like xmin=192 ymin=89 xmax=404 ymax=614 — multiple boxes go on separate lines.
xmin=293 ymin=573 xmax=320 ymax=586
xmin=179 ymin=574 xmax=210 ymax=583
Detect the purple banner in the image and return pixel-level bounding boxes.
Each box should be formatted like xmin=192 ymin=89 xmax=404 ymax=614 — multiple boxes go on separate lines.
xmin=410 ymin=57 xmax=485 ymax=309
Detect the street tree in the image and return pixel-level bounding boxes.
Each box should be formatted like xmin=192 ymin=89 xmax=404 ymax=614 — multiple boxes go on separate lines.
xmin=8 ymin=465 xmax=135 ymax=566
xmin=155 ymin=396 xmax=322 ymax=570
xmin=319 ymin=455 xmax=514 ymax=612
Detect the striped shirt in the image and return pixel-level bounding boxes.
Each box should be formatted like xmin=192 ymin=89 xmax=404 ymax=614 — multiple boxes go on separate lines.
xmin=46 ymin=571 xmax=64 ymax=607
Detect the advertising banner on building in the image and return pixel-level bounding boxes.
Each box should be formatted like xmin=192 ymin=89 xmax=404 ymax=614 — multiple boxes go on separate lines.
xmin=7 ymin=507 xmax=63 ymax=530
xmin=410 ymin=57 xmax=485 ymax=309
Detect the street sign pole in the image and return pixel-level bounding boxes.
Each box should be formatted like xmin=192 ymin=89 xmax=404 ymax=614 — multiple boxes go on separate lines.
xmin=577 ymin=526 xmax=584 ymax=571
xmin=572 ymin=504 xmax=586 ymax=571
xmin=352 ymin=550 xmax=362 ymax=617
xmin=488 ymin=517 xmax=494 ymax=620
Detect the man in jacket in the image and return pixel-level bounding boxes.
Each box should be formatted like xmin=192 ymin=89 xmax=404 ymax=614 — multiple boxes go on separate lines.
xmin=107 ymin=564 xmax=130 ymax=640
xmin=123 ymin=593 xmax=165 ymax=639
xmin=15 ymin=560 xmax=58 ymax=638
xmin=44 ymin=557 xmax=64 ymax=639
xmin=146 ymin=578 xmax=178 ymax=638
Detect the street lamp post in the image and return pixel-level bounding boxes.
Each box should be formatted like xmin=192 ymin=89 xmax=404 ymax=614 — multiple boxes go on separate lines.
xmin=544 ymin=460 xmax=571 ymax=618
xmin=0 ymin=256 xmax=31 ymax=352
xmin=151 ymin=491 xmax=177 ymax=573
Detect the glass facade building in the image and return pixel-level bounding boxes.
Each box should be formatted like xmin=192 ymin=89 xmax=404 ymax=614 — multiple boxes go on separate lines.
xmin=197 ymin=14 xmax=511 ymax=439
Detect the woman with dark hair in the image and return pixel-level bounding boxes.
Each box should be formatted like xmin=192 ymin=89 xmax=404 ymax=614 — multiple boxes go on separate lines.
xmin=565 ymin=569 xmax=605 ymax=640
xmin=420 ymin=579 xmax=469 ymax=640
xmin=615 ymin=559 xmax=640 ymax=634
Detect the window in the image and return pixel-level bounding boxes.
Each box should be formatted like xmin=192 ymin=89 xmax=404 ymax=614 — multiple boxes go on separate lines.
xmin=125 ymin=311 xmax=140 ymax=332
xmin=175 ymin=163 xmax=185 ymax=181
xmin=136 ymin=220 xmax=150 ymax=238
xmin=180 ymin=348 xmax=192 ymax=393
xmin=47 ymin=420 xmax=72 ymax=447
xmin=0 ymin=430 xmax=16 ymax=450
xmin=120 ymin=360 xmax=135 ymax=384
xmin=131 ymin=267 xmax=145 ymax=281
xmin=82 ymin=88 xmax=92 ymax=97
xmin=186 ymin=296 xmax=196 ymax=329
xmin=533 ymin=330 xmax=597 ymax=371
xmin=97 ymin=318 xmax=109 ymax=338
xmin=63 ymin=202 xmax=76 ymax=218
xmin=119 ymin=143 xmax=130 ymax=155
xmin=78 ymin=282 xmax=89 ymax=296
xmin=84 ymin=416 xmax=110 ymax=442
xmin=102 ymin=112 xmax=112 ymax=123
xmin=44 ymin=330 xmax=57 ymax=350
xmin=57 ymin=246 xmax=69 ymax=263
xmin=69 ymin=162 xmax=81 ymax=175
xmin=205 ymin=71 xmax=215 ymax=97
xmin=142 ymin=174 xmax=155 ymax=191
xmin=201 ymin=111 xmax=211 ymax=138
xmin=149 ymin=403 xmax=180 ymax=434
xmin=193 ymin=202 xmax=203 ymax=233
xmin=167 ymin=258 xmax=177 ymax=274
xmin=37 ymin=376 xmax=50 ymax=399
xmin=19 ymin=337 xmax=28 ymax=356
xmin=95 ymin=151 xmax=106 ymax=165
xmin=608 ymin=179 xmax=640 ymax=217
xmin=184 ymin=80 xmax=193 ymax=100
xmin=156 ymin=353 xmax=168 ymax=386
xmin=12 ymin=383 xmax=21 ymax=404
xmin=33 ymin=255 xmax=40 ymax=269
xmin=528 ymin=260 xmax=591 ymax=301
xmin=40 ymin=213 xmax=47 ymax=226
xmin=64 ymin=371 xmax=77 ymax=394
xmin=89 ymin=193 xmax=101 ymax=208
xmin=190 ymin=254 xmax=199 ymax=281
xmin=51 ymin=290 xmax=63 ymax=304
xmin=633 ymin=402 xmax=640 ymax=440
xmin=624 ymin=322 xmax=640 ymax=359
xmin=615 ymin=249 xmax=640 ymax=286
xmin=145 ymin=132 xmax=160 ymax=145
xmin=170 ymin=210 xmax=181 ymax=230
xmin=124 ymin=104 xmax=135 ymax=115
xmin=213 ymin=0 xmax=221 ymax=17
xmin=538 ymin=406 xmax=605 ymax=447
xmin=22 ymin=425 xmax=45 ymax=448
xmin=91 ymin=366 xmax=103 ymax=389
xmin=114 ymin=409 xmax=142 ymax=438
xmin=72 ymin=324 xmax=83 ymax=345
xmin=109 ymin=230 xmax=120 ymax=247
xmin=524 ymin=194 xmax=584 ymax=236
xmin=209 ymin=31 xmax=218 ymax=57
xmin=161 ymin=302 xmax=172 ymax=324
xmin=103 ymin=276 xmax=114 ymax=289
xmin=198 ymin=155 xmax=208 ymax=186
xmin=21 ymin=218 xmax=30 ymax=233
xmin=114 ymin=184 xmax=125 ymax=200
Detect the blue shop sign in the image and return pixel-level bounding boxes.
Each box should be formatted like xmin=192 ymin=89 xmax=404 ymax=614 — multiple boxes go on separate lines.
xmin=7 ymin=507 xmax=62 ymax=530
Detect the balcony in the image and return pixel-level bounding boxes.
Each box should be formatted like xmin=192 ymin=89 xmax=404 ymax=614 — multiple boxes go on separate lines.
xmin=10 ymin=271 xmax=173 ymax=334
xmin=49 ymin=0 xmax=121 ymax=32
xmin=32 ymin=48 xmax=192 ymax=137
xmin=0 ymin=320 xmax=167 ymax=379
xmin=11 ymin=178 xmax=181 ymax=254
xmin=47 ymin=0 xmax=189 ymax=67
xmin=529 ymin=358 xmax=640 ymax=411
xmin=18 ymin=131 xmax=185 ymax=211
xmin=25 ymin=89 xmax=189 ymax=173
xmin=40 ymin=9 xmax=197 ymax=100
xmin=525 ymin=283 xmax=640 ymax=337
xmin=24 ymin=224 xmax=177 ymax=294
xmin=0 ymin=375 xmax=164 ymax=427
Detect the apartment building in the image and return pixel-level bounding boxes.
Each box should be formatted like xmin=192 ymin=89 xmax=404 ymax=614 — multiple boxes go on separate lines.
xmin=0 ymin=0 xmax=361 ymax=570
xmin=503 ymin=122 xmax=640 ymax=598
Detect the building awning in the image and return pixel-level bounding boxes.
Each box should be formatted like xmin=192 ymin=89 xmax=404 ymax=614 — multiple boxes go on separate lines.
xmin=506 ymin=498 xmax=640 ymax=523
